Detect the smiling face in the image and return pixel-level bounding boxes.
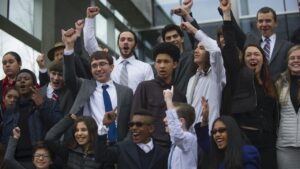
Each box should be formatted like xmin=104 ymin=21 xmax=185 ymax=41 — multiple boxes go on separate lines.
xmin=3 ymin=89 xmax=19 ymax=108
xmin=15 ymin=72 xmax=34 ymax=97
xmin=49 ymin=71 xmax=63 ymax=90
xmin=256 ymin=11 xmax=278 ymax=38
xmin=90 ymin=59 xmax=114 ymax=83
xmin=74 ymin=122 xmax=90 ymax=150
xmin=2 ymin=54 xmax=21 ymax=78
xmin=164 ymin=30 xmax=184 ymax=52
xmin=154 ymin=53 xmax=177 ymax=84
xmin=288 ymin=49 xmax=300 ymax=75
xmin=118 ymin=31 xmax=136 ymax=58
xmin=244 ymin=46 xmax=264 ymax=74
xmin=212 ymin=120 xmax=228 ymax=150
xmin=129 ymin=115 xmax=154 ymax=144
xmin=32 ymin=148 xmax=53 ymax=169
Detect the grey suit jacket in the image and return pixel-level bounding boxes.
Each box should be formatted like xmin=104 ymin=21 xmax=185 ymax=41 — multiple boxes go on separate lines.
xmin=64 ymin=53 xmax=133 ymax=141
xmin=245 ymin=34 xmax=293 ymax=81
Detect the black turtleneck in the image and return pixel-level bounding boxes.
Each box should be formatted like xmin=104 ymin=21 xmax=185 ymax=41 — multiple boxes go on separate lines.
xmin=290 ymin=75 xmax=300 ymax=113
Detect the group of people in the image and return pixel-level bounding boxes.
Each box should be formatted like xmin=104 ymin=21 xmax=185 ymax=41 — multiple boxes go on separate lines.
xmin=0 ymin=0 xmax=299 ymax=169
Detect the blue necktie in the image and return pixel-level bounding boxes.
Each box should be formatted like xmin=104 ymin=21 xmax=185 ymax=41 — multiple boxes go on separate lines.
xmin=102 ymin=85 xmax=117 ymax=143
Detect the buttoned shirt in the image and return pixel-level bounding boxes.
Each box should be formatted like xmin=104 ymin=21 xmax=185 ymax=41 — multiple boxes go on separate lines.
xmin=83 ymin=80 xmax=117 ymax=135
xmin=111 ymin=55 xmax=154 ymax=93
xmin=186 ymin=30 xmax=226 ymax=133
xmin=83 ymin=18 xmax=154 ymax=93
xmin=166 ymin=109 xmax=197 ymax=169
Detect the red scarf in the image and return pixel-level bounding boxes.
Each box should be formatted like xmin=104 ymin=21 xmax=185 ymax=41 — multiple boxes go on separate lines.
xmin=1 ymin=76 xmax=16 ymax=110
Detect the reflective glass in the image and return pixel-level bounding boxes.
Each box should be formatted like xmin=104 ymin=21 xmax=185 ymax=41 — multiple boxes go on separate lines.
xmin=0 ymin=29 xmax=40 ymax=79
xmin=8 ymin=0 xmax=34 ymax=35
xmin=96 ymin=14 xmax=108 ymax=43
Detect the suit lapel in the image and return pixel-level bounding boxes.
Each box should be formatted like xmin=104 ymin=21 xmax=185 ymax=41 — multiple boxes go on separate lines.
xmin=124 ymin=141 xmax=142 ymax=169
xmin=114 ymin=82 xmax=122 ymax=122
xmin=77 ymin=80 xmax=97 ymax=114
xmin=269 ymin=37 xmax=281 ymax=64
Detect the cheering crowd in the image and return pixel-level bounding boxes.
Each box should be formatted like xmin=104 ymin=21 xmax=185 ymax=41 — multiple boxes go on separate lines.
xmin=0 ymin=0 xmax=300 ymax=168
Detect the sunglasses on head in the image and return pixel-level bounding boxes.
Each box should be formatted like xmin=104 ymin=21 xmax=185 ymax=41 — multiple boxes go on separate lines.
xmin=128 ymin=121 xmax=150 ymax=128
xmin=211 ymin=127 xmax=227 ymax=135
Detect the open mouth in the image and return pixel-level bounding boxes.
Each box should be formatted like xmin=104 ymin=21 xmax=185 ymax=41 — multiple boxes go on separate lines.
xmin=123 ymin=47 xmax=130 ymax=53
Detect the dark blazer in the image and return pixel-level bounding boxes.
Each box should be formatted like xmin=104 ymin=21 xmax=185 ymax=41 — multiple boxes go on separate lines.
xmin=40 ymin=85 xmax=75 ymax=115
xmin=64 ymin=53 xmax=133 ymax=141
xmin=99 ymin=139 xmax=168 ymax=169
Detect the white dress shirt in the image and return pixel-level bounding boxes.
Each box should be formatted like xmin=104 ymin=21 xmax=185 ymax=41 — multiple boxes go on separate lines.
xmin=166 ymin=109 xmax=197 ymax=169
xmin=261 ymin=34 xmax=276 ymax=62
xmin=83 ymin=18 xmax=154 ymax=93
xmin=186 ymin=30 xmax=226 ymax=133
xmin=137 ymin=138 xmax=154 ymax=153
xmin=111 ymin=56 xmax=154 ymax=92
xmin=83 ymin=80 xmax=117 ymax=135
xmin=46 ymin=83 xmax=54 ymax=99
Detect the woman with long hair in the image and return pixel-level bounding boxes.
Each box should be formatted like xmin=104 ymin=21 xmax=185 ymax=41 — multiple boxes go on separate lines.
xmin=3 ymin=127 xmax=57 ymax=169
xmin=45 ymin=115 xmax=101 ymax=169
xmin=210 ymin=116 xmax=260 ymax=169
xmin=219 ymin=2 xmax=278 ymax=169
xmin=275 ymin=45 xmax=300 ymax=169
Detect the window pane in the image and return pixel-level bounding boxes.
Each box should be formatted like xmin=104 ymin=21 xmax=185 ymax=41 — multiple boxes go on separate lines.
xmin=95 ymin=14 xmax=108 ymax=43
xmin=9 ymin=0 xmax=34 ymax=35
xmin=239 ymin=0 xmax=297 ymax=16
xmin=114 ymin=28 xmax=120 ymax=55
xmin=0 ymin=29 xmax=39 ymax=80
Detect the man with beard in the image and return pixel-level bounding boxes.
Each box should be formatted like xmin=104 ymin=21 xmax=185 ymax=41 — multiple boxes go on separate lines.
xmin=84 ymin=6 xmax=154 ymax=93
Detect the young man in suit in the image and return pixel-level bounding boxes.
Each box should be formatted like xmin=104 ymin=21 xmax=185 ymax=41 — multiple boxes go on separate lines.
xmin=39 ymin=60 xmax=75 ymax=117
xmin=219 ymin=0 xmax=293 ymax=80
xmin=83 ymin=6 xmax=154 ymax=93
xmin=99 ymin=109 xmax=168 ymax=169
xmin=62 ymin=27 xmax=133 ymax=143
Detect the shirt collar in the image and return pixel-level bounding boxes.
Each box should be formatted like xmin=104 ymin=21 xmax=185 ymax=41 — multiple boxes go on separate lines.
xmin=262 ymin=34 xmax=276 ymax=42
xmin=117 ymin=55 xmax=135 ymax=65
xmin=96 ymin=79 xmax=114 ymax=87
xmin=155 ymin=76 xmax=172 ymax=88
xmin=137 ymin=138 xmax=154 ymax=153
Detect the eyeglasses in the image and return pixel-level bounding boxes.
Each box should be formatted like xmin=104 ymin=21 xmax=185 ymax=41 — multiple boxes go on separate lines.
xmin=128 ymin=121 xmax=150 ymax=128
xmin=211 ymin=127 xmax=227 ymax=135
xmin=33 ymin=154 xmax=50 ymax=159
xmin=91 ymin=62 xmax=109 ymax=69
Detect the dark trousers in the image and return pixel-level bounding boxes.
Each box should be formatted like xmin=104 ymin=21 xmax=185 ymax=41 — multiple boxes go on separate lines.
xmin=243 ymin=129 xmax=277 ymax=169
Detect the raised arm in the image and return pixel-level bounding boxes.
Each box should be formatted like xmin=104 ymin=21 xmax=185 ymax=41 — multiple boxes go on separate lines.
xmin=83 ymin=6 xmax=101 ymax=56
xmin=163 ymin=87 xmax=196 ymax=152
xmin=62 ymin=28 xmax=84 ymax=94
xmin=218 ymin=0 xmax=246 ymax=51
xmin=74 ymin=19 xmax=92 ymax=79
xmin=36 ymin=54 xmax=50 ymax=87
xmin=4 ymin=127 xmax=26 ymax=169
xmin=172 ymin=0 xmax=199 ymax=49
